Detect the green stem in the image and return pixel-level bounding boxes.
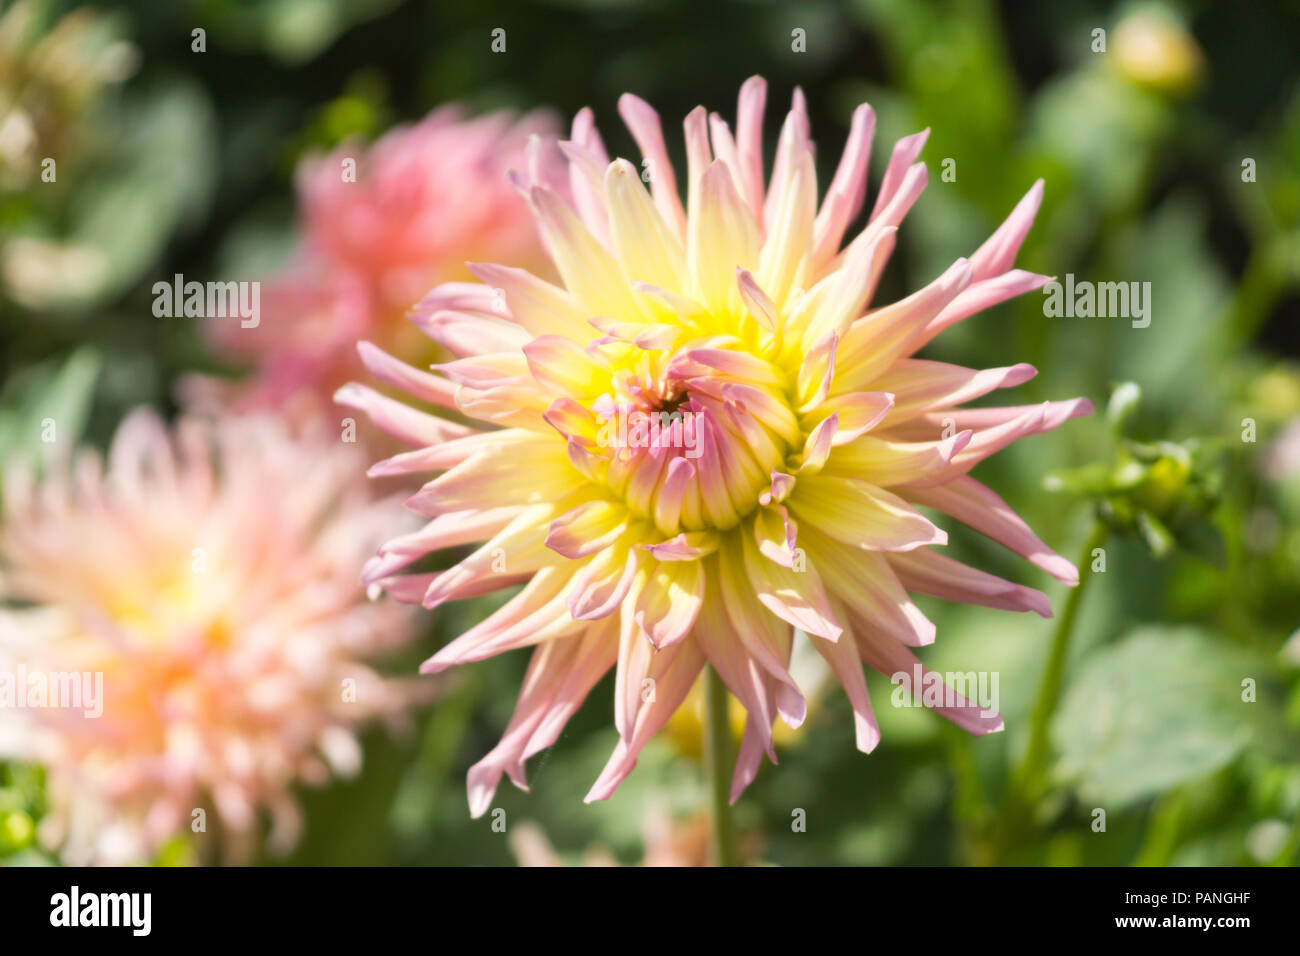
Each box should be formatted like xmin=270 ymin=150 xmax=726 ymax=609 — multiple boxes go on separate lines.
xmin=1227 ymin=244 xmax=1285 ymax=345
xmin=992 ymin=519 xmax=1107 ymax=861
xmin=704 ymin=666 xmax=739 ymax=867
xmin=1018 ymin=520 xmax=1108 ymax=792
xmin=1132 ymin=790 xmax=1188 ymax=867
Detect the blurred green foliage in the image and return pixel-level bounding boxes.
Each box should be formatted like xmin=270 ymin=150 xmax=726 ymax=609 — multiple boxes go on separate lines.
xmin=1 ymin=0 xmax=1298 ymax=866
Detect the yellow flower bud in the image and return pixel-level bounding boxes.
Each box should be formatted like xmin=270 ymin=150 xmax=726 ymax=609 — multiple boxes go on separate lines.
xmin=1113 ymin=11 xmax=1204 ymax=95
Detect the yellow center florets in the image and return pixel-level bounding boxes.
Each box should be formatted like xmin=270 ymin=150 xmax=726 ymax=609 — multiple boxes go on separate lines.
xmin=555 ymin=335 xmax=799 ymax=536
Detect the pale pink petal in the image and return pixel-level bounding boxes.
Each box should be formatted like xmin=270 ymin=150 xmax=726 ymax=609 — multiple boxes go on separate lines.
xmin=888 ymin=547 xmax=1052 ymax=618
xmin=810 ymin=605 xmax=881 ymax=753
xmin=853 ymin=619 xmax=1004 ymax=736
xmin=740 ymin=529 xmax=842 ymax=641
xmin=618 ymin=93 xmax=688 ymax=238
xmin=869 ymin=129 xmax=930 ymax=221
xmin=734 ymin=76 xmax=768 ymax=219
xmin=812 ymin=102 xmax=876 ymax=266
xmin=969 ymin=179 xmax=1044 ymax=281
xmin=865 ymin=359 xmax=1037 ymax=420
xmin=586 ymin=638 xmax=706 ymax=802
xmin=916 ymin=270 xmax=1053 ymax=347
xmin=901 ymin=475 xmax=1079 ymax=585
xmin=467 ymin=625 xmax=617 ymax=817
xmin=334 ymin=383 xmax=475 ymax=447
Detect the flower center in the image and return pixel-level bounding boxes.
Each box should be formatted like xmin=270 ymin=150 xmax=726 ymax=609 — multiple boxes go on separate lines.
xmin=588 ymin=342 xmax=796 ymax=536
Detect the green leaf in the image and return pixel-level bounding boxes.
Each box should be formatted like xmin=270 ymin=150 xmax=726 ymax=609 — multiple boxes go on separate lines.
xmin=0 ymin=347 xmax=101 ymax=473
xmin=1052 ymin=627 xmax=1284 ymax=808
xmin=16 ymin=82 xmax=218 ymax=311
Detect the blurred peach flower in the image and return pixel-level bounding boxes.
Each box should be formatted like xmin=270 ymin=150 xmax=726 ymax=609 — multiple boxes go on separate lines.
xmin=0 ymin=411 xmax=425 ymax=864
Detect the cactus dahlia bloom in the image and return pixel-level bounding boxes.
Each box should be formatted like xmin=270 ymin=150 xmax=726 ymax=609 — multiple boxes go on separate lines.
xmin=339 ymin=77 xmax=1092 ymax=816
xmin=0 ymin=412 xmax=422 ymax=864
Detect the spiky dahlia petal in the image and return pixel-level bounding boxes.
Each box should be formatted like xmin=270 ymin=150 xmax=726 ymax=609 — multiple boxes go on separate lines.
xmin=345 ymin=77 xmax=1093 ymax=816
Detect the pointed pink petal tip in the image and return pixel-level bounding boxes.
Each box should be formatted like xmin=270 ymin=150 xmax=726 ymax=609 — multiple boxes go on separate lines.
xmin=467 ymin=770 xmax=497 ymax=819
xmin=419 ymin=653 xmax=455 ymax=676
xmin=1024 ymin=587 xmax=1054 ymax=618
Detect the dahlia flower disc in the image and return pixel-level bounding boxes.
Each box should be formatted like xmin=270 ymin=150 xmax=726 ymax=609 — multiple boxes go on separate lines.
xmin=339 ymin=76 xmax=1092 ymax=816
xmin=0 ymin=412 xmax=421 ymax=864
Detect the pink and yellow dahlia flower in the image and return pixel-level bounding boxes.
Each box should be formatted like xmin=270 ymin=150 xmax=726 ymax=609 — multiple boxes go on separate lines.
xmin=0 ymin=412 xmax=422 ymax=864
xmin=205 ymin=105 xmax=561 ymax=420
xmin=339 ymin=77 xmax=1092 ymax=815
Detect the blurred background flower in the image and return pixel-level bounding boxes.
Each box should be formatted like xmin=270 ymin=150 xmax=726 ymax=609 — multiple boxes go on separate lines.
xmin=0 ymin=411 xmax=427 ymax=864
xmin=0 ymin=1 xmax=137 ymax=192
xmin=510 ymin=797 xmax=763 ymax=866
xmin=190 ymin=105 xmax=559 ymax=428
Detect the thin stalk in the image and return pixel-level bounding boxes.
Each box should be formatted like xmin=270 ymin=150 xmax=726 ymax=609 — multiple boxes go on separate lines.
xmin=992 ymin=520 xmax=1107 ymax=861
xmin=1018 ymin=520 xmax=1108 ymax=793
xmin=704 ymin=666 xmax=739 ymax=867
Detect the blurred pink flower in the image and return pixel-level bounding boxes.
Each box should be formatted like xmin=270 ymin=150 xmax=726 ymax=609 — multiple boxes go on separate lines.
xmin=340 ymin=77 xmax=1091 ymax=816
xmin=0 ymin=411 xmax=425 ymax=864
xmin=203 ymin=106 xmax=561 ymax=423
xmin=511 ymin=801 xmax=737 ymax=867
xmin=1264 ymin=419 xmax=1300 ymax=482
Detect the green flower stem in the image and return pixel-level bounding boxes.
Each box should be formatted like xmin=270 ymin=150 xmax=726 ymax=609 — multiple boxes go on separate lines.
xmin=704 ymin=666 xmax=740 ymax=867
xmin=1228 ymin=244 xmax=1287 ymax=344
xmin=1133 ymin=790 xmax=1189 ymax=867
xmin=993 ymin=519 xmax=1108 ymax=861
xmin=1019 ymin=520 xmax=1108 ymax=792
